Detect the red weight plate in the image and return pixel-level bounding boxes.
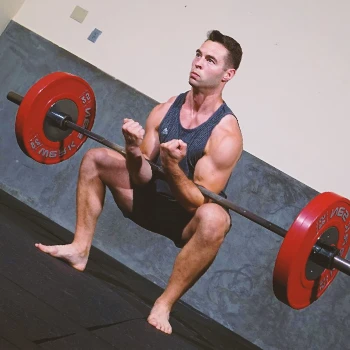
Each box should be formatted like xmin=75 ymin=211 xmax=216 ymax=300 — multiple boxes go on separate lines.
xmin=15 ymin=72 xmax=96 ymax=164
xmin=273 ymin=192 xmax=350 ymax=309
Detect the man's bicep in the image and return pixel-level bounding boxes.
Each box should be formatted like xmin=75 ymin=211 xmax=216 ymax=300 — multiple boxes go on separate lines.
xmin=193 ymin=136 xmax=242 ymax=193
xmin=193 ymin=156 xmax=233 ymax=194
xmin=140 ymin=126 xmax=159 ymax=160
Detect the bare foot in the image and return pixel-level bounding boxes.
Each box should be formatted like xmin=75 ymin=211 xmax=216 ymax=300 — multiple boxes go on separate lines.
xmin=35 ymin=243 xmax=88 ymax=271
xmin=147 ymin=301 xmax=172 ymax=334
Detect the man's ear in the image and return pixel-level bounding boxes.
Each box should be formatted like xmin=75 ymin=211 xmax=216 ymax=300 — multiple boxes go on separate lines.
xmin=222 ymin=68 xmax=236 ymax=82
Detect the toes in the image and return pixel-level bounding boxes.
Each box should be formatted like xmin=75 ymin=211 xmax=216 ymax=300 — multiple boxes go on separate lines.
xmin=35 ymin=243 xmax=58 ymax=255
xmin=160 ymin=324 xmax=172 ymax=334
xmin=164 ymin=324 xmax=171 ymax=334
xmin=35 ymin=243 xmax=45 ymax=251
xmin=42 ymin=245 xmax=54 ymax=254
xmin=147 ymin=314 xmax=172 ymax=334
xmin=148 ymin=317 xmax=158 ymax=328
xmin=150 ymin=321 xmax=171 ymax=334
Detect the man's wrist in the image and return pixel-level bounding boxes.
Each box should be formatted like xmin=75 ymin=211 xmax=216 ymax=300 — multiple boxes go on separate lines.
xmin=163 ymin=161 xmax=181 ymax=176
xmin=125 ymin=145 xmax=142 ymax=157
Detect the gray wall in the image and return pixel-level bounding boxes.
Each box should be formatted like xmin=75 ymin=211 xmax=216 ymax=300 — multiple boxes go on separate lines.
xmin=1 ymin=22 xmax=349 ymax=350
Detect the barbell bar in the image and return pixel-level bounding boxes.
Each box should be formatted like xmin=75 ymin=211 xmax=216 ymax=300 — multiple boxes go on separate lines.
xmin=6 ymin=72 xmax=350 ymax=309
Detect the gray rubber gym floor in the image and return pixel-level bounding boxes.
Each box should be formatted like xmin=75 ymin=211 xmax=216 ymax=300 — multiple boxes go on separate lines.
xmin=0 ymin=188 xmax=260 ymax=350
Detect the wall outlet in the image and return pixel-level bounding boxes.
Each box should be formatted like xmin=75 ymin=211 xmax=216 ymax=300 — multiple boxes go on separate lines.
xmin=88 ymin=29 xmax=102 ymax=43
xmin=70 ymin=6 xmax=88 ymax=23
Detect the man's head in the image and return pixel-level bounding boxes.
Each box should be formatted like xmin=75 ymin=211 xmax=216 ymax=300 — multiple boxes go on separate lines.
xmin=206 ymin=30 xmax=243 ymax=70
xmin=189 ymin=30 xmax=243 ymax=91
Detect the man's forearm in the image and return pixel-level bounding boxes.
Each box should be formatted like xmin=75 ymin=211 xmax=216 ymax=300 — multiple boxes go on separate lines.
xmin=164 ymin=164 xmax=205 ymax=213
xmin=125 ymin=147 xmax=152 ymax=186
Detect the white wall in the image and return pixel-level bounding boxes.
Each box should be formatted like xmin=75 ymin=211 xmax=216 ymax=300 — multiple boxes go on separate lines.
xmin=13 ymin=0 xmax=350 ymax=198
xmin=0 ymin=0 xmax=25 ymax=34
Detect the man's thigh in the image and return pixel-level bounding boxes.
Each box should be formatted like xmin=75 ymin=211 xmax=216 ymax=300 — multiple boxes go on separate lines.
xmin=95 ymin=148 xmax=136 ymax=214
xmin=122 ymin=182 xmax=193 ymax=247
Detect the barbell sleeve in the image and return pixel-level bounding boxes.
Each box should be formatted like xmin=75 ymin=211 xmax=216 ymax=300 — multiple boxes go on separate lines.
xmin=332 ymin=256 xmax=350 ymax=276
xmin=7 ymin=92 xmax=23 ymax=105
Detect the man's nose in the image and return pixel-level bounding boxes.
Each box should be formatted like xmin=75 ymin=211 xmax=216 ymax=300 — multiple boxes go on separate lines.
xmin=195 ymin=58 xmax=203 ymax=69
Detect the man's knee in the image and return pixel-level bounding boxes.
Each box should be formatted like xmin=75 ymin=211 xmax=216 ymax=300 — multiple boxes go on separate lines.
xmin=81 ymin=148 xmax=125 ymax=173
xmin=194 ymin=203 xmax=231 ymax=243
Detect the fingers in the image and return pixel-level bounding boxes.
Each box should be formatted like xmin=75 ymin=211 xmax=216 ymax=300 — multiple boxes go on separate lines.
xmin=161 ymin=139 xmax=187 ymax=148
xmin=160 ymin=139 xmax=187 ymax=152
xmin=178 ymin=139 xmax=187 ymax=151
xmin=122 ymin=119 xmax=144 ymax=135
xmin=122 ymin=118 xmax=145 ymax=147
xmin=160 ymin=139 xmax=187 ymax=166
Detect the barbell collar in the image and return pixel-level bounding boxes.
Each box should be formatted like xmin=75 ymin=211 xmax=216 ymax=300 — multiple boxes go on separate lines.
xmin=310 ymin=242 xmax=340 ymax=270
xmin=48 ymin=110 xmax=72 ymax=130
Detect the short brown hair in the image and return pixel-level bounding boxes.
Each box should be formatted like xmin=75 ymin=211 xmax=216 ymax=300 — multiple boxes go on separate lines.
xmin=207 ymin=30 xmax=243 ymax=70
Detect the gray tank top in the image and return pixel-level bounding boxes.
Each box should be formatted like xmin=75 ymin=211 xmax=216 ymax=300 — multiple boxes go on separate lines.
xmin=154 ymin=91 xmax=237 ymax=199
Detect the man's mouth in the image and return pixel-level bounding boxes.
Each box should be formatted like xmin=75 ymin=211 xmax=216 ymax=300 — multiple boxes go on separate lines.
xmin=190 ymin=72 xmax=200 ymax=78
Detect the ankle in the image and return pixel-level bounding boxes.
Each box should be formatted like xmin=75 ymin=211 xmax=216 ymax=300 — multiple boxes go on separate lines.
xmin=71 ymin=241 xmax=90 ymax=257
xmin=154 ymin=297 xmax=174 ymax=312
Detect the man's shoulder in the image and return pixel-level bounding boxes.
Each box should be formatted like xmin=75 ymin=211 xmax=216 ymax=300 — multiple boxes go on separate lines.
xmin=146 ymin=94 xmax=181 ymax=129
xmin=207 ymin=113 xmax=243 ymax=151
xmin=150 ymin=94 xmax=180 ymax=119
xmin=216 ymin=113 xmax=241 ymax=136
xmin=158 ymin=94 xmax=179 ymax=111
xmin=206 ymin=114 xmax=243 ymax=160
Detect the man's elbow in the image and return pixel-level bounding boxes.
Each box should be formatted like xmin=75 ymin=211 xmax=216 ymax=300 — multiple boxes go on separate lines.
xmin=186 ymin=205 xmax=198 ymax=215
xmin=185 ymin=197 xmax=208 ymax=215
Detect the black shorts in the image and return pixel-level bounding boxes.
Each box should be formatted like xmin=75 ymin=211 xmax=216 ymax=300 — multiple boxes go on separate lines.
xmin=121 ymin=181 xmax=193 ymax=247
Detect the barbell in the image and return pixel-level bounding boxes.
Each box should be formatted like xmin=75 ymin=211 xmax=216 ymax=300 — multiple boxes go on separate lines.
xmin=6 ymin=72 xmax=350 ymax=310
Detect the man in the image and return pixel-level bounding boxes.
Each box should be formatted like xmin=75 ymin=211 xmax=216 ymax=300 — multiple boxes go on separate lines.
xmin=35 ymin=30 xmax=243 ymax=334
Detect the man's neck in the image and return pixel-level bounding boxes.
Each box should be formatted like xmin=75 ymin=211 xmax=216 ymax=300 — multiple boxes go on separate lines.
xmin=188 ymin=88 xmax=224 ymax=115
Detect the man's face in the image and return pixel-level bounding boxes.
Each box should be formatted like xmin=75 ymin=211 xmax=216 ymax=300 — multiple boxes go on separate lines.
xmin=189 ymin=40 xmax=233 ymax=89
